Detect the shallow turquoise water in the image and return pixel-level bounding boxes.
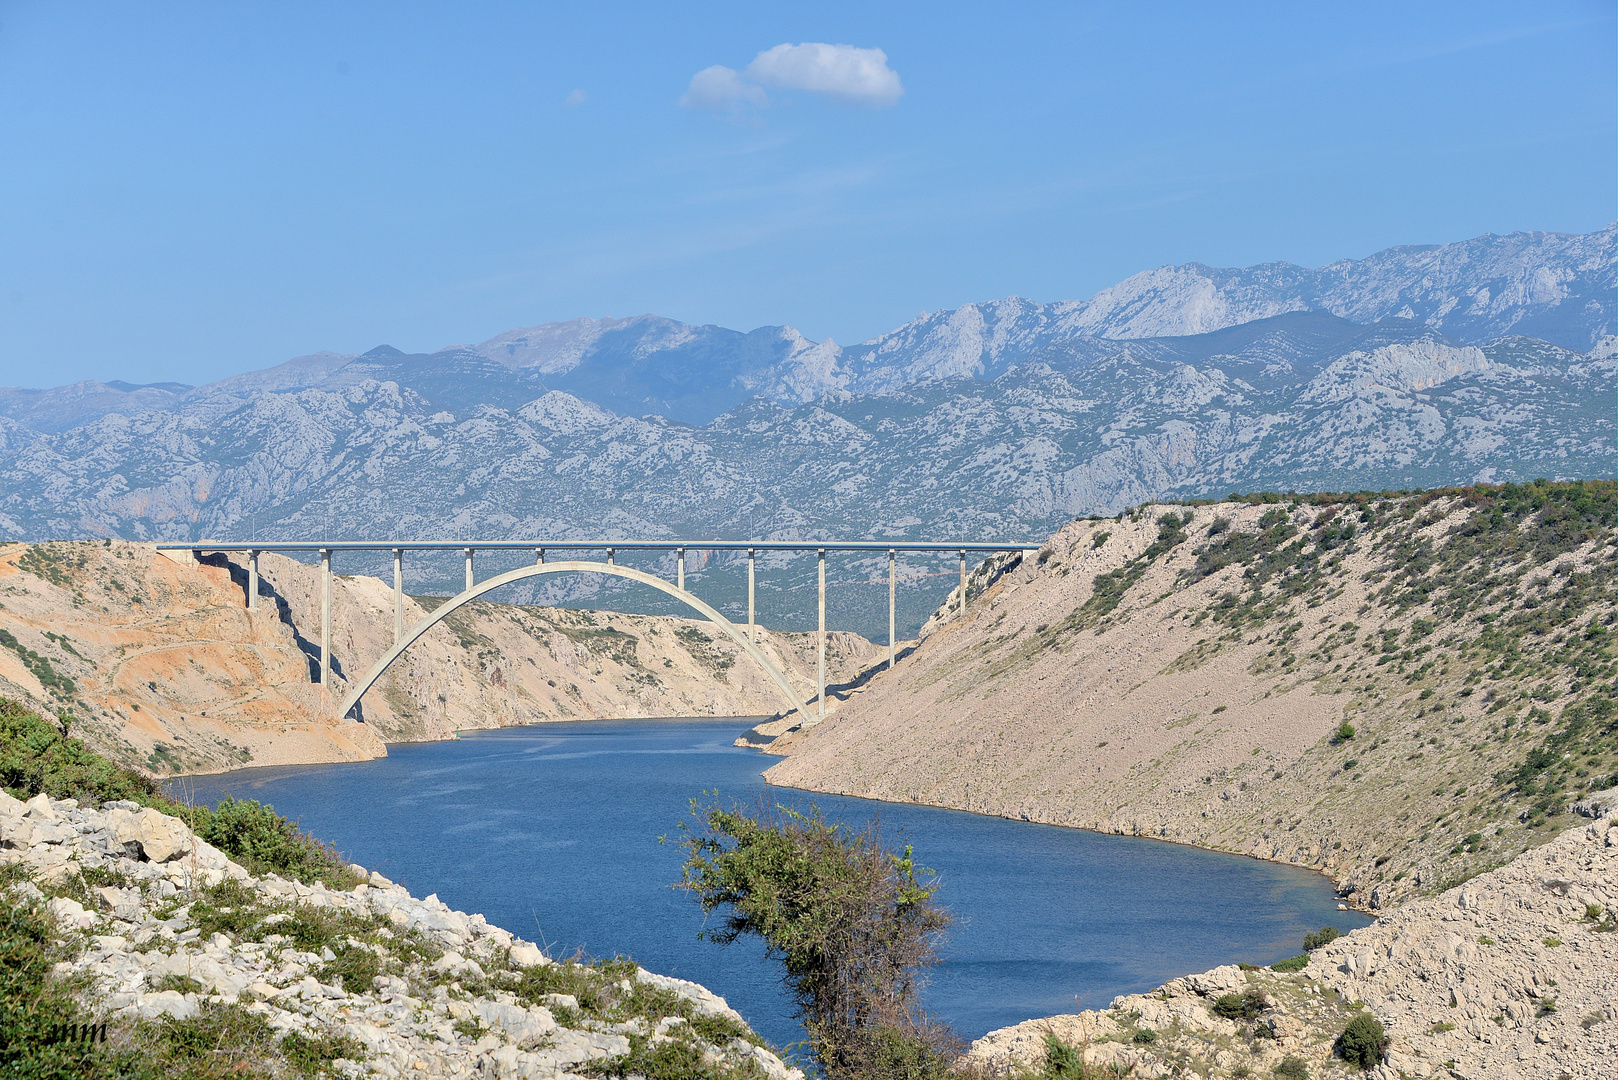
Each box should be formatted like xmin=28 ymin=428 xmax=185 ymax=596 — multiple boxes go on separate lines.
xmin=180 ymin=718 xmax=1369 ymax=1049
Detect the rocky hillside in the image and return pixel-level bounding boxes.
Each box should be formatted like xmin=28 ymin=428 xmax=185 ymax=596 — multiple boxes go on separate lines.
xmin=966 ymin=809 xmax=1617 ymax=1080
xmin=0 ymin=541 xmax=879 ymax=776
xmin=764 ymin=481 xmax=1617 ymax=915
xmin=0 ymin=785 xmax=800 ymax=1080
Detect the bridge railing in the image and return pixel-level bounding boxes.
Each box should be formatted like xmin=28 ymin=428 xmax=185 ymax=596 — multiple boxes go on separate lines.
xmin=157 ymin=539 xmax=1037 ymax=723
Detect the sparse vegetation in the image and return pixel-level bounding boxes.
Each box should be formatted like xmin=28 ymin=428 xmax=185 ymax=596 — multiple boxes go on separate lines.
xmin=1273 ymin=1056 xmax=1309 ymax=1079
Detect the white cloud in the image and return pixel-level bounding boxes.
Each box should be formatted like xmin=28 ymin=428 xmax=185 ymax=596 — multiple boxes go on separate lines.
xmin=745 ymin=43 xmax=903 ymax=108
xmin=679 ymin=65 xmax=767 ymax=110
xmin=564 ymin=88 xmax=587 ymax=107
xmin=680 ymin=43 xmax=903 ymax=112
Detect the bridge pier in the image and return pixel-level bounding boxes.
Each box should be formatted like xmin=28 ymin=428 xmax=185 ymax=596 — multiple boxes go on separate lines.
xmin=959 ymin=549 xmax=967 ymax=616
xmin=319 ymin=548 xmax=332 ymax=687
xmin=677 ymin=548 xmax=685 ymax=591
xmin=817 ymin=547 xmax=826 ymax=720
xmin=888 ymin=548 xmax=896 ymax=669
xmin=247 ymin=549 xmax=259 ymax=612
xmin=747 ymin=548 xmax=756 ymax=643
xmin=534 ymin=547 xmax=544 ymax=565
xmin=392 ymin=548 xmax=403 ymax=645
xmin=463 ymin=548 xmax=474 ymax=592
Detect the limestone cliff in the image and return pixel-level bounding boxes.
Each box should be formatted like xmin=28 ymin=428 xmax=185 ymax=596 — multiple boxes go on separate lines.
xmin=0 ymin=541 xmax=880 ymax=776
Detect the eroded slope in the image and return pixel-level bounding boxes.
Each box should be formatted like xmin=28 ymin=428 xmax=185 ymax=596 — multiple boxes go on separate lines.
xmin=766 ymin=482 xmax=1617 ymax=910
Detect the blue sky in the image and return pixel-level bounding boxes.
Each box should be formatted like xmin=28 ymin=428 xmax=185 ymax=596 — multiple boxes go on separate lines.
xmin=1 ymin=1 xmax=1613 ymax=388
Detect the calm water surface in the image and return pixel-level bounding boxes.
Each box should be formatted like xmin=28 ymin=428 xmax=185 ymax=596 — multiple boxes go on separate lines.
xmin=180 ymin=718 xmax=1369 ymax=1049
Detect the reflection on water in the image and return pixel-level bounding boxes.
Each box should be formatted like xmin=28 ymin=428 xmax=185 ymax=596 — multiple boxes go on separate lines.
xmin=179 ymin=718 xmax=1369 ymax=1048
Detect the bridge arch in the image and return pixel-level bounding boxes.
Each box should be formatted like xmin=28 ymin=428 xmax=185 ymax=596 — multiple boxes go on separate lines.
xmin=334 ymin=560 xmax=814 ymax=723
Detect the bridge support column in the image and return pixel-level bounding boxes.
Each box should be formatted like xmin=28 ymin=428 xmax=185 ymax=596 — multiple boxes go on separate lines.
xmin=888 ymin=548 xmax=896 ymax=669
xmin=817 ymin=547 xmax=826 ymax=720
xmin=959 ymin=549 xmax=967 ymax=616
xmin=607 ymin=547 xmax=615 ymax=566
xmin=247 ymin=549 xmax=259 ymax=612
xmin=535 ymin=547 xmax=544 ymax=566
xmin=319 ymin=548 xmax=331 ymax=687
xmin=392 ymin=548 xmax=403 ymax=645
xmin=747 ymin=548 xmax=756 ymax=643
xmin=677 ymin=548 xmax=685 ymax=591
xmin=463 ymin=548 xmax=474 ymax=592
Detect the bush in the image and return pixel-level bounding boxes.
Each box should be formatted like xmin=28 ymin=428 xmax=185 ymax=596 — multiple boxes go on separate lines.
xmin=0 ymin=895 xmax=94 ymax=1077
xmin=1332 ymin=722 xmax=1356 ymax=745
xmin=1130 ymin=1027 xmax=1156 ymax=1044
xmin=1036 ymin=1034 xmax=1121 ymax=1080
xmin=1269 ymin=954 xmax=1309 ymax=973
xmin=677 ymin=797 xmax=957 ymax=1080
xmin=192 ymin=797 xmax=358 ymax=888
xmin=0 ymin=699 xmax=162 ymax=806
xmin=1302 ymin=926 xmax=1339 ymax=951
xmin=1334 ymin=1013 xmax=1387 ymax=1069
xmin=1210 ymin=990 xmax=1266 ymax=1020
xmin=1274 ymin=1057 xmax=1309 ymax=1079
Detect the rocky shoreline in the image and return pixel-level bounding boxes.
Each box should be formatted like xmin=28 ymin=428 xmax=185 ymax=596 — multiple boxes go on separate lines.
xmin=966 ymin=810 xmax=1617 ymax=1080
xmin=2 ymin=787 xmax=800 ymax=1080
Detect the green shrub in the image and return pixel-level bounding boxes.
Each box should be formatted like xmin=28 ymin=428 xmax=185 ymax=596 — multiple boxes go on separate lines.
xmin=280 ymin=1029 xmax=367 ymax=1077
xmin=1274 ymin=1056 xmax=1309 ymax=1079
xmin=1034 ymin=1034 xmax=1122 ymax=1080
xmin=1129 ymin=1027 xmax=1156 ymax=1044
xmin=1332 ymin=722 xmax=1356 ymax=744
xmin=1334 ymin=1013 xmax=1387 ymax=1069
xmin=1302 ymin=926 xmax=1339 ymax=951
xmin=677 ymin=797 xmax=956 ymax=1080
xmin=0 ymin=699 xmax=161 ymax=806
xmin=1269 ymin=954 xmax=1309 ymax=973
xmin=1211 ymin=989 xmax=1266 ymax=1020
xmin=0 ymin=894 xmax=95 ymax=1077
xmin=192 ymin=796 xmax=358 ymax=888
xmin=320 ymin=945 xmax=382 ymax=994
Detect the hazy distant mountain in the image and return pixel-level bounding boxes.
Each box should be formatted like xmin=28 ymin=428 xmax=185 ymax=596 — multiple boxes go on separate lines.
xmin=5 ymin=225 xmax=1609 ymax=435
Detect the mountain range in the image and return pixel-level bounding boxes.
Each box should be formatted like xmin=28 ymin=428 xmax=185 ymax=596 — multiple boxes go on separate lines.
xmin=0 ymin=224 xmax=1611 ymax=631
xmin=4 ymin=224 xmax=1613 ymax=432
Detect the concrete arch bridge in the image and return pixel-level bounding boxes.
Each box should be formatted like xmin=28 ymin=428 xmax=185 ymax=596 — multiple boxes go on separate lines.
xmin=159 ymin=540 xmax=1033 ymax=729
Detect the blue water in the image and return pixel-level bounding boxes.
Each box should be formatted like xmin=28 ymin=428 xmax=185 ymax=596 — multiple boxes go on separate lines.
xmin=177 ymin=718 xmax=1368 ymax=1049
